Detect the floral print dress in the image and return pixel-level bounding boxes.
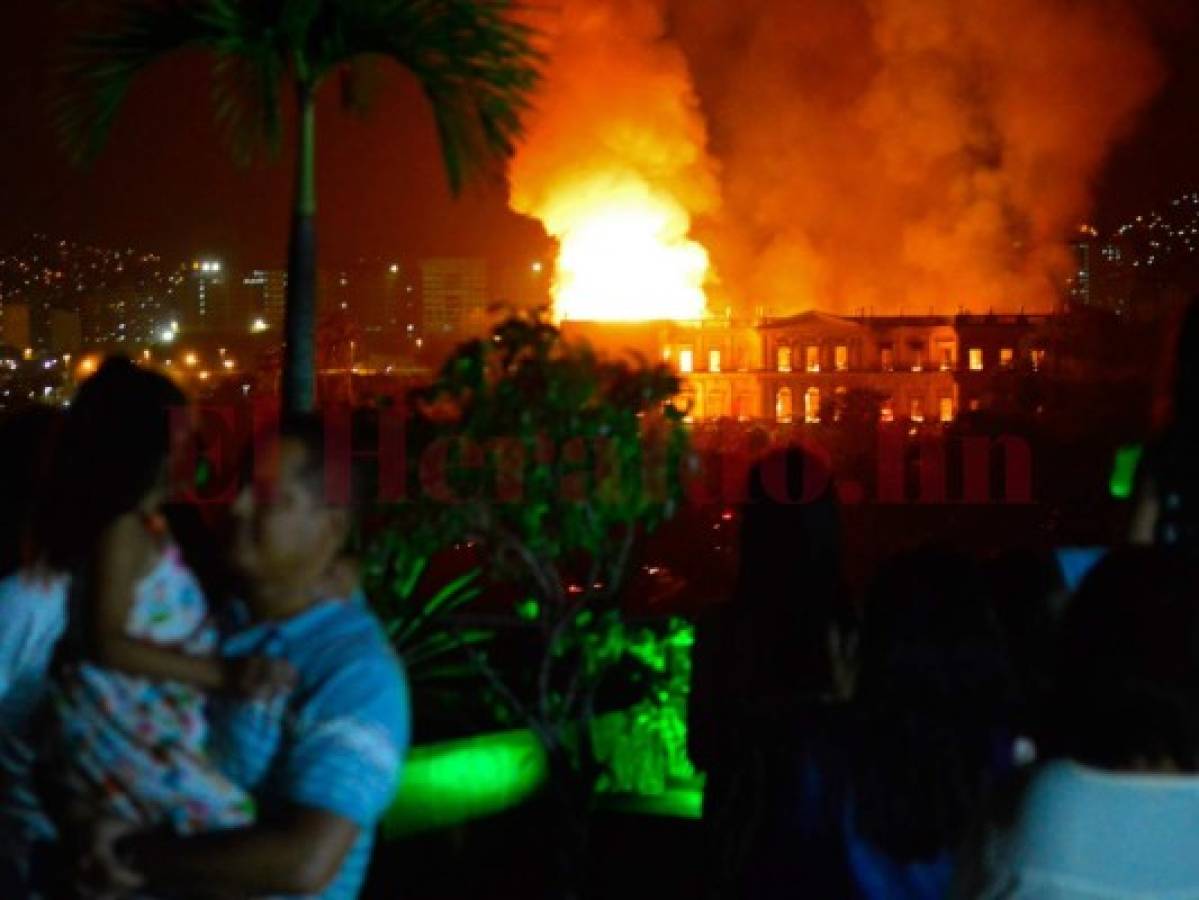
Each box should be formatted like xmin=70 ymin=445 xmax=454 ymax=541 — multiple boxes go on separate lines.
xmin=50 ymin=544 xmax=254 ymax=834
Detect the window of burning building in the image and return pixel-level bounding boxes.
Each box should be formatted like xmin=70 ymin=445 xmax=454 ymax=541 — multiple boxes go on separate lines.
xmin=910 ymin=345 xmax=925 ymax=373
xmin=910 ymin=397 xmax=924 ymax=423
xmin=881 ymin=398 xmax=895 ymax=423
xmin=999 ymin=348 xmax=1014 ymax=369
xmin=834 ymin=345 xmax=849 ymax=372
xmin=804 ymin=387 xmax=821 ymax=424
xmin=776 ymin=387 xmax=794 ymax=424
xmin=709 ymin=349 xmax=722 ymax=373
xmin=969 ymin=348 xmax=984 ymax=371
xmin=880 ymin=345 xmax=894 ymax=371
xmin=805 ymin=345 xmax=821 ymax=373
xmin=834 ymin=386 xmax=847 ymax=422
xmin=939 ymin=396 xmax=954 ymax=423
xmin=1030 ymin=348 xmax=1046 ymax=371
xmin=735 ymin=393 xmax=752 ymax=421
xmin=679 ymin=347 xmax=694 ymax=374
xmin=707 ymin=388 xmax=729 ymax=418
xmin=777 ymin=345 xmax=792 ymax=373
xmin=938 ymin=342 xmax=954 ymax=371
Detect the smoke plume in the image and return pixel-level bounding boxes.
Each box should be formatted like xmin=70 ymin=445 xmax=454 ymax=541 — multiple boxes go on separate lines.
xmin=672 ymin=0 xmax=1163 ymax=315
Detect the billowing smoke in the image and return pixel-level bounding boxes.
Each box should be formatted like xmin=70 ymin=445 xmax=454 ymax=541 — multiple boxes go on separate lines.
xmin=672 ymin=0 xmax=1163 ymax=315
xmin=508 ymin=0 xmax=720 ymax=322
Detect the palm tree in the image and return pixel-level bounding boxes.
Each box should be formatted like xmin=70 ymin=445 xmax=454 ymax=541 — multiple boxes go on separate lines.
xmin=56 ymin=0 xmax=541 ymax=413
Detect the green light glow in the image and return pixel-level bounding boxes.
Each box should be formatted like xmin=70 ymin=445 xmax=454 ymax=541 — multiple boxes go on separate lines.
xmin=384 ymin=729 xmax=548 ymax=837
xmin=1110 ymin=443 xmax=1143 ymax=499
xmin=597 ymin=777 xmax=705 ymax=819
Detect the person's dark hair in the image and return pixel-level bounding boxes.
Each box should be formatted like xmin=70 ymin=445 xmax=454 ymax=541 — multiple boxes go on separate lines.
xmin=0 ymin=405 xmax=63 ymax=578
xmin=41 ymin=357 xmax=186 ymax=568
xmin=725 ymin=444 xmax=848 ymax=699
xmin=1050 ymin=546 xmax=1199 ymax=771
xmin=849 ymin=547 xmax=1016 ymax=861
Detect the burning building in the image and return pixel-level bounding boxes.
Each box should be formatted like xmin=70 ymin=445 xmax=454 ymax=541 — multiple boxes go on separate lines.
xmin=566 ymin=310 xmax=1051 ymax=424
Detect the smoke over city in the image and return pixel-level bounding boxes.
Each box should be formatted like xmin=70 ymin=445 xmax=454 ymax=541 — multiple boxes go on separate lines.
xmin=511 ymin=0 xmax=1164 ymax=318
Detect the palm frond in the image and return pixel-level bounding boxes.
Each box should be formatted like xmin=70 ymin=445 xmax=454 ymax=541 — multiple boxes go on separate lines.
xmin=54 ymin=1 xmax=214 ymax=165
xmin=212 ymin=49 xmax=286 ymax=164
xmin=323 ymin=0 xmax=544 ymax=193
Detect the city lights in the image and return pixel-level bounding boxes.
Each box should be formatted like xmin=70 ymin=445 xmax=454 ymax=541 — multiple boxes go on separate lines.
xmin=250 ymin=318 xmax=269 ymax=333
xmin=184 ymin=352 xmax=198 ymax=367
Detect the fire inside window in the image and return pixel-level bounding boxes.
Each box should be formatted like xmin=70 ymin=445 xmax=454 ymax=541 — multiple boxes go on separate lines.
xmin=910 ymin=397 xmax=924 ymax=423
xmin=777 ymin=346 xmax=792 ymax=373
xmin=969 ymin=348 xmax=984 ymax=371
xmin=709 ymin=349 xmax=721 ymax=373
xmin=939 ymin=344 xmax=954 ymax=371
xmin=1030 ymin=348 xmax=1046 ymax=371
xmin=805 ymin=346 xmax=820 ymax=373
xmin=804 ymin=387 xmax=821 ymax=424
xmin=911 ymin=350 xmax=924 ymax=373
xmin=678 ymin=347 xmax=694 ymax=374
xmin=834 ymin=345 xmax=848 ymax=372
xmin=939 ymin=397 xmax=954 ymax=423
xmin=880 ymin=347 xmax=894 ymax=371
xmin=999 ymin=348 xmax=1014 ymax=369
xmin=880 ymin=399 xmax=895 ymax=423
xmin=776 ymin=387 xmax=794 ymax=424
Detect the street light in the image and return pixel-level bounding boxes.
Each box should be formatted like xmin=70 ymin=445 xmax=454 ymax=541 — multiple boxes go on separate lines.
xmin=184 ymin=352 xmax=198 ymax=368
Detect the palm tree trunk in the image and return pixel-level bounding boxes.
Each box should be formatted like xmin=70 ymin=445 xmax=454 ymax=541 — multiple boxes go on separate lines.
xmin=283 ymin=85 xmax=318 ymax=414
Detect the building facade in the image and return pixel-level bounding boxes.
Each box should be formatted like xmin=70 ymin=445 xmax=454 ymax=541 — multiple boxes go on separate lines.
xmin=420 ymin=258 xmax=488 ymax=337
xmin=566 ymin=311 xmax=1052 ymax=423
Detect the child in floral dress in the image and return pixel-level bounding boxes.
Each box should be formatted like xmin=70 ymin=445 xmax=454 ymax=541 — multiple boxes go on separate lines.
xmin=44 ymin=358 xmax=291 ymax=835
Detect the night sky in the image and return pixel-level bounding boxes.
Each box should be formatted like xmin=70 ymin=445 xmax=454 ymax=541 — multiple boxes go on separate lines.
xmin=1 ymin=2 xmax=1197 ymax=270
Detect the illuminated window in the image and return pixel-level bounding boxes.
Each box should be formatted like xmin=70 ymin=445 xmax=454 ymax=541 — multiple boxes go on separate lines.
xmin=834 ymin=345 xmax=849 ymax=371
xmin=806 ymin=345 xmax=821 ymax=373
xmin=678 ymin=347 xmax=694 ymax=374
xmin=734 ymin=393 xmax=752 ymax=421
xmin=968 ymin=348 xmax=984 ymax=371
xmin=911 ymin=350 xmax=924 ymax=373
xmin=804 ymin=387 xmax=821 ymax=424
xmin=1030 ymin=348 xmax=1046 ymax=371
xmin=880 ymin=346 xmax=894 ymax=371
xmin=939 ymin=396 xmax=954 ymax=423
xmin=776 ymin=387 xmax=794 ymax=424
xmin=999 ymin=348 xmax=1014 ymax=369
xmin=910 ymin=397 xmax=924 ymax=423
xmin=938 ymin=343 xmax=954 ymax=371
xmin=881 ymin=398 xmax=895 ymax=423
xmin=709 ymin=349 xmax=722 ymax=373
xmin=662 ymin=345 xmax=672 ymax=362
xmin=777 ymin=346 xmax=792 ymax=373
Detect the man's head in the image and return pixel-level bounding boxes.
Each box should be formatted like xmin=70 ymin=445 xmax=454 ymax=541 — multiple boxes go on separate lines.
xmin=230 ymin=414 xmax=358 ymax=619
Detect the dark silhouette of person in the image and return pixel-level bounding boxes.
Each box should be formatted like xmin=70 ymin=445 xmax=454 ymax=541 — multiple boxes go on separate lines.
xmin=978 ymin=547 xmax=1199 ymax=896
xmin=1131 ymin=295 xmax=1199 ymax=548
xmin=687 ymin=445 xmax=851 ymax=896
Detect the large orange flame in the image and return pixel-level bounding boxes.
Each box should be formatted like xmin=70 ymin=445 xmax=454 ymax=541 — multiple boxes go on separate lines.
xmin=509 ymin=0 xmax=718 ymax=324
xmin=544 ymin=175 xmax=709 ymax=322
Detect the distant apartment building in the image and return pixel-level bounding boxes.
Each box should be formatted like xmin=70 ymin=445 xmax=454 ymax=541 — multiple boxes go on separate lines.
xmin=0 ymin=302 xmax=31 ymax=352
xmin=242 ymin=269 xmax=287 ymax=329
xmin=420 ymin=258 xmax=488 ymax=337
xmin=185 ymin=260 xmax=232 ymax=334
